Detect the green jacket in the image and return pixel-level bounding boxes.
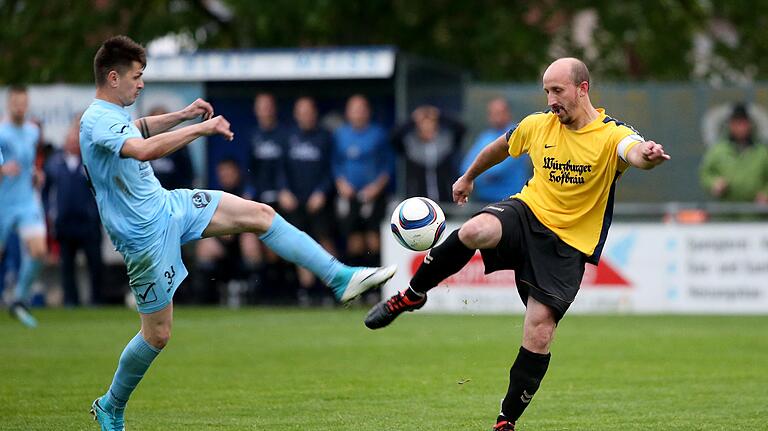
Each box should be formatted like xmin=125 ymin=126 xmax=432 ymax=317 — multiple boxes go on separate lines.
xmin=699 ymin=139 xmax=768 ymax=201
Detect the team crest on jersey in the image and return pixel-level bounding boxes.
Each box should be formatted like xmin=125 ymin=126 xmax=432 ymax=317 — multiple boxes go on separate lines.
xmin=192 ymin=191 xmax=211 ymax=208
xmin=109 ymin=123 xmax=131 ymax=135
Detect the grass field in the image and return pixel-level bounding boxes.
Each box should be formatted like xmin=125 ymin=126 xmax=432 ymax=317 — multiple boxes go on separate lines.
xmin=1 ymin=307 xmax=766 ymax=430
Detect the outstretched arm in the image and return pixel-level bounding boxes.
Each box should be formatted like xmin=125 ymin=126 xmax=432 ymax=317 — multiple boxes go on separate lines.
xmin=134 ymin=98 xmax=214 ymax=138
xmin=122 ymin=115 xmax=233 ymax=162
xmin=453 ymin=134 xmax=509 ymax=205
xmin=626 ymin=140 xmax=671 ymax=170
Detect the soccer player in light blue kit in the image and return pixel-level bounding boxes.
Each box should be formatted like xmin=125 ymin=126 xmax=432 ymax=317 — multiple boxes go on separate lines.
xmin=0 ymin=85 xmax=47 ymax=328
xmin=85 ymin=36 xmax=397 ymax=431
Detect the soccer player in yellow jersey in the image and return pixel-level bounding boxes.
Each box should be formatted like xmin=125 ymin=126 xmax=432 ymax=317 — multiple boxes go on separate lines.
xmin=365 ymin=57 xmax=670 ymax=430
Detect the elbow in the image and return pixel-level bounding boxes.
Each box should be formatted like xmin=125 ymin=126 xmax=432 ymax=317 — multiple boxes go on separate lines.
xmin=134 ymin=147 xmax=158 ymax=162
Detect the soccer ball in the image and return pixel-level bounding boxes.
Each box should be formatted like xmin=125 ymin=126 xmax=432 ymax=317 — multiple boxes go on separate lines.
xmin=390 ymin=197 xmax=446 ymax=251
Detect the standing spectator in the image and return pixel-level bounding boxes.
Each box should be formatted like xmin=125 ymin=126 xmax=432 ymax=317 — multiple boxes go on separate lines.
xmin=462 ymin=98 xmax=532 ymax=203
xmin=247 ymin=92 xmax=291 ymax=300
xmin=333 ymin=94 xmax=393 ymax=268
xmin=249 ymin=93 xmax=287 ymax=206
xmin=281 ymin=97 xmax=336 ymax=304
xmin=43 ymin=117 xmax=103 ymax=306
xmin=700 ymin=103 xmax=768 ymax=203
xmin=392 ymin=105 xmax=466 ymax=202
xmin=0 ymin=85 xmax=47 ymax=327
xmin=147 ymin=106 xmax=195 ymax=190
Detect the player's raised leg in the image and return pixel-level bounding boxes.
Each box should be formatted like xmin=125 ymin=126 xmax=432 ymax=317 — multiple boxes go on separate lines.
xmin=203 ymin=192 xmax=396 ymax=302
xmin=365 ymin=213 xmax=501 ymax=329
xmin=92 ymin=304 xmax=171 ymax=431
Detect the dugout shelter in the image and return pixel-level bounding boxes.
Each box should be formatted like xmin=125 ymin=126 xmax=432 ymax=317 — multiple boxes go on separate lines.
xmin=142 ymin=46 xmax=468 ymax=190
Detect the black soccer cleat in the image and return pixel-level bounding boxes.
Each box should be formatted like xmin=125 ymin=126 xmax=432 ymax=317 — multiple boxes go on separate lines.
xmin=364 ymin=289 xmax=426 ymax=329
xmin=492 ymin=420 xmax=515 ymax=431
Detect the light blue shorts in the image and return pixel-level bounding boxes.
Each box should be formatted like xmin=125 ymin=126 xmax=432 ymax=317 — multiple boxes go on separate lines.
xmin=124 ymin=189 xmax=222 ymax=314
xmin=0 ymin=198 xmax=46 ymax=249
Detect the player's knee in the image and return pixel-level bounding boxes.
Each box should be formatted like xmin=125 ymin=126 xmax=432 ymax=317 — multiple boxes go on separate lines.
xmin=524 ymin=321 xmax=555 ymax=352
xmin=458 ymin=217 xmax=500 ymax=249
xmin=144 ymin=326 xmax=172 ymax=349
xmin=247 ymin=201 xmax=275 ymax=233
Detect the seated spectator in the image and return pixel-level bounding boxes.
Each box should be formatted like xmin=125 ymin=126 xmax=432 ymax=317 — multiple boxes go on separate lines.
xmin=461 ymin=97 xmax=531 ymax=203
xmin=700 ymin=103 xmax=768 ymax=203
xmin=392 ymin=105 xmax=465 ymax=202
xmin=43 ymin=117 xmax=103 ymax=305
xmin=147 ymin=106 xmax=195 ymax=190
xmin=280 ymin=97 xmax=336 ymax=305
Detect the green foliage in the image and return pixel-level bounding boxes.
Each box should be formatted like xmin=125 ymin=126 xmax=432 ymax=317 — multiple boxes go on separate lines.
xmin=0 ymin=1 xmax=764 ymax=84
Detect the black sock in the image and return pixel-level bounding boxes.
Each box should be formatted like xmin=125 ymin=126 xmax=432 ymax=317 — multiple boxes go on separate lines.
xmin=409 ymin=229 xmax=475 ymax=294
xmin=500 ymin=346 xmax=551 ymax=422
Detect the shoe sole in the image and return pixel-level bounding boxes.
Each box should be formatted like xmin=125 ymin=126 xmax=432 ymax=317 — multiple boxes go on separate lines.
xmin=340 ymin=265 xmax=397 ymax=303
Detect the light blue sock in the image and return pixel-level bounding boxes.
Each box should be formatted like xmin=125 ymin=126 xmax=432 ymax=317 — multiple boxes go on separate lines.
xmin=259 ymin=214 xmax=354 ymax=295
xmin=15 ymin=251 xmax=41 ymax=303
xmin=101 ymin=332 xmax=161 ymax=413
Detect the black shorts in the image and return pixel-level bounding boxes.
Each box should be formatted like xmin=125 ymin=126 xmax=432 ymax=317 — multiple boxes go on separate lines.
xmin=282 ymin=203 xmax=334 ymax=240
xmin=478 ymin=198 xmax=586 ymax=321
xmin=335 ymin=194 xmax=387 ymax=236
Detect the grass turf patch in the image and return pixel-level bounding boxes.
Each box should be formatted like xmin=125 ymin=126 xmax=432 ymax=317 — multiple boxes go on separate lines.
xmin=1 ymin=308 xmax=766 ymax=430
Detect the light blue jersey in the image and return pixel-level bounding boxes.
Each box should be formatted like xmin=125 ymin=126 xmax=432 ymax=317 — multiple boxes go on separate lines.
xmin=80 ymin=99 xmax=168 ymax=255
xmin=0 ymin=121 xmax=40 ymax=207
xmin=80 ymin=99 xmax=222 ymax=313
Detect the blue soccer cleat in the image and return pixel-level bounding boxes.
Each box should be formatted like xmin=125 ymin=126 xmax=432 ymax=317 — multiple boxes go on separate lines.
xmin=332 ymin=265 xmax=397 ymax=303
xmin=9 ymin=302 xmax=37 ymax=328
xmin=90 ymin=398 xmax=125 ymax=431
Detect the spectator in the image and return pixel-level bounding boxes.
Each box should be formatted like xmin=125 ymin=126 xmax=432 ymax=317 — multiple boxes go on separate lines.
xmin=147 ymin=106 xmax=195 ymax=189
xmin=461 ymin=98 xmax=532 ymax=202
xmin=392 ymin=105 xmax=465 ymax=202
xmin=280 ymin=97 xmax=336 ymax=305
xmin=700 ymin=103 xmax=768 ymax=203
xmin=333 ymin=95 xmax=393 ymax=268
xmin=246 ymin=92 xmax=293 ymax=302
xmin=43 ymin=117 xmax=103 ymax=305
xmin=249 ymin=93 xmax=287 ymax=206
xmin=195 ymin=158 xmax=260 ymax=304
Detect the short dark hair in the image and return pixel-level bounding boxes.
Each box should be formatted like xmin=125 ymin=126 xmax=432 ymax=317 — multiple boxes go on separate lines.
xmin=570 ymin=59 xmax=591 ymax=88
xmin=93 ymin=35 xmax=146 ymax=87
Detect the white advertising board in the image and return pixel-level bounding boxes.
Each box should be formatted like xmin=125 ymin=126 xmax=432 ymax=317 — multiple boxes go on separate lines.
xmin=382 ymin=222 xmax=768 ymax=314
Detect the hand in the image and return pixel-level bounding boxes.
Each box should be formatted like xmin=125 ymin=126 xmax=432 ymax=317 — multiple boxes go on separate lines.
xmin=336 ymin=178 xmax=356 ymax=199
xmin=0 ymin=161 xmax=21 ymax=177
xmin=711 ymin=177 xmax=728 ymax=197
xmin=307 ymin=191 xmax=326 ymax=213
xmin=452 ymin=175 xmax=474 ymax=206
xmin=278 ymin=190 xmax=298 ymax=212
xmin=181 ymin=98 xmax=214 ymax=121
xmin=640 ymin=140 xmax=671 ymax=165
xmin=202 ymin=116 xmax=234 ymax=141
xmin=358 ymin=183 xmax=381 ymax=203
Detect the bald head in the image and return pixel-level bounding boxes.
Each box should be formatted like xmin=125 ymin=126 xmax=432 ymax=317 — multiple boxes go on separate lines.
xmin=545 ymin=57 xmax=590 ymax=89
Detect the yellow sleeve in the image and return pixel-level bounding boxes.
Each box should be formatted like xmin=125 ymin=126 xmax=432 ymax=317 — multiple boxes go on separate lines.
xmin=506 ymin=115 xmax=535 ymax=157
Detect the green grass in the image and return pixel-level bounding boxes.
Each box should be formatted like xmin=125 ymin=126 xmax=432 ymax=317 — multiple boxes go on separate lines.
xmin=1 ymin=308 xmax=766 ymax=430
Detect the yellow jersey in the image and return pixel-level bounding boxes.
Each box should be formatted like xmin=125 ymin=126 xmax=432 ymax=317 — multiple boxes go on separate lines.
xmin=506 ymin=108 xmax=643 ymax=262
